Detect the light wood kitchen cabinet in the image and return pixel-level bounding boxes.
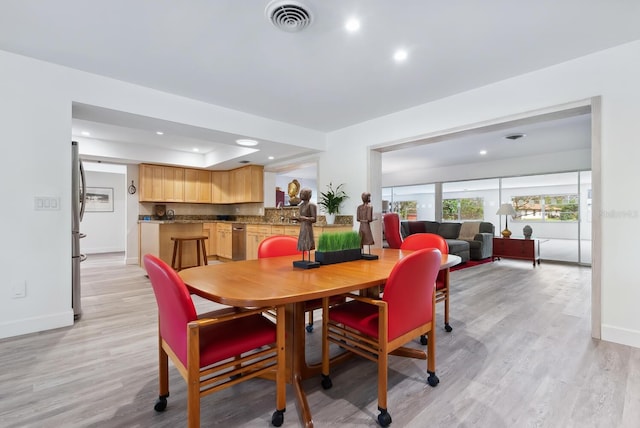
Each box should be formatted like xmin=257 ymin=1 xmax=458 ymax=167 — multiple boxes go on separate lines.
xmin=202 ymin=222 xmax=217 ymax=258
xmin=271 ymin=225 xmax=285 ymax=236
xmin=139 ymin=164 xmax=184 ymax=202
xmin=139 ymin=164 xmax=164 ymax=201
xmin=230 ymin=165 xmax=264 ymax=203
xmin=184 ymin=168 xmax=212 ymax=203
xmin=246 ymin=224 xmax=273 ymax=260
xmin=140 ymin=163 xmax=263 ymax=204
xmin=216 ymin=223 xmax=233 ymax=260
xmin=162 ymin=166 xmax=184 ymax=202
xmin=211 ymin=170 xmax=230 ymax=204
xmin=246 ymin=225 xmax=260 ymax=260
xmin=284 ymin=225 xmax=299 ymax=237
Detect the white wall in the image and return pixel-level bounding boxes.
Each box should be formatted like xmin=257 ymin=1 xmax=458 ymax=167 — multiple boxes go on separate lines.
xmin=0 ymin=49 xmax=324 ymax=339
xmin=82 ymin=171 xmax=126 ymax=254
xmin=323 ymin=41 xmax=640 ymax=348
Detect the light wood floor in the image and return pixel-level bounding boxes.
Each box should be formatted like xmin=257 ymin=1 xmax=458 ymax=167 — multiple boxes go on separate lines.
xmin=1 ymin=254 xmax=639 ymax=427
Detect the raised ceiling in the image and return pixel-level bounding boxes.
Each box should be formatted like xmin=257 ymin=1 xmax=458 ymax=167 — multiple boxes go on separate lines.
xmin=1 ymin=1 xmax=638 ymax=172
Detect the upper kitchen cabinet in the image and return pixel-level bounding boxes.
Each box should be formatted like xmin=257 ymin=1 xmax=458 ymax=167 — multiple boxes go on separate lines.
xmin=139 ymin=164 xmax=184 ymax=202
xmin=211 ymin=170 xmax=230 ymax=204
xmin=139 ymin=163 xmax=263 ymax=204
xmin=230 ymin=165 xmax=264 ymax=203
xmin=163 ymin=166 xmax=185 ymax=202
xmin=184 ymin=168 xmax=212 ymax=203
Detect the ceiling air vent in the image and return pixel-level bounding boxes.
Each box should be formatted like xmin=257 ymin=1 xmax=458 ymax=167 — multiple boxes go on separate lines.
xmin=265 ymin=0 xmax=313 ymax=33
xmin=238 ymin=160 xmax=251 ymax=164
xmin=505 ymin=133 xmax=526 ymax=141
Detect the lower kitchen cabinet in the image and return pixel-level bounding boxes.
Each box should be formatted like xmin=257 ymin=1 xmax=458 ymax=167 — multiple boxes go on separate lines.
xmin=202 ymin=222 xmax=217 ymax=259
xmin=216 ymin=223 xmax=233 ymax=260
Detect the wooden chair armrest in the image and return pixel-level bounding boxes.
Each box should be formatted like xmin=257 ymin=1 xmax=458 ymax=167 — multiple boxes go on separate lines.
xmin=189 ymin=305 xmax=280 ymax=329
xmin=328 ymin=293 xmax=385 ymax=307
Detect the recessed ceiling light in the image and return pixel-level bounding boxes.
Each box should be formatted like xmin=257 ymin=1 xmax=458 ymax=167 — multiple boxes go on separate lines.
xmin=192 ymin=148 xmax=199 ymax=152
xmin=81 ymin=131 xmax=90 ymax=136
xmin=345 ymin=18 xmax=360 ymax=32
xmin=480 ymin=150 xmax=487 ymax=155
xmin=236 ymin=139 xmax=259 ymax=146
xmin=156 ymin=131 xmax=164 ymax=135
xmin=393 ymin=49 xmax=408 ymax=62
xmin=268 ymin=156 xmax=275 ymax=160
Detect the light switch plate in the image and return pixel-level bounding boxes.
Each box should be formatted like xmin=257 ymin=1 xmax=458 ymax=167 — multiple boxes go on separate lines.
xmin=34 ymin=196 xmax=60 ymax=210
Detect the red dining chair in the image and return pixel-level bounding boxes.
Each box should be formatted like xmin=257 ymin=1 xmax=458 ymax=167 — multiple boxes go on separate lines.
xmin=383 ymin=213 xmax=403 ymax=249
xmin=320 ymin=248 xmax=442 ymax=427
xmin=258 ymin=235 xmax=300 ymax=259
xmin=143 ymin=254 xmax=286 ymax=428
xmin=258 ymin=235 xmax=342 ymax=333
xmin=401 ymin=233 xmax=453 ymax=343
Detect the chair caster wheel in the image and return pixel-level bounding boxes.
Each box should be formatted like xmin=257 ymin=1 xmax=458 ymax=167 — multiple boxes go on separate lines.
xmin=445 ymin=323 xmax=453 ymax=332
xmin=427 ymin=371 xmax=440 ymax=387
xmin=271 ymin=409 xmax=285 ymax=427
xmin=377 ymin=409 xmax=392 ymax=427
xmin=321 ymin=374 xmax=333 ymax=390
xmin=306 ymin=324 xmax=314 ymax=333
xmin=154 ymin=396 xmax=168 ymax=412
xmin=420 ymin=335 xmax=427 ymax=345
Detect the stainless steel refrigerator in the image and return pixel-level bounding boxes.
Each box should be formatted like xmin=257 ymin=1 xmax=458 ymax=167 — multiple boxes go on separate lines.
xmin=71 ymin=141 xmax=86 ymax=320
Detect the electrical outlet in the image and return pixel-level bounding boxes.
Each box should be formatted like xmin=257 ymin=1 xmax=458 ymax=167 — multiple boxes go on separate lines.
xmin=12 ymin=281 xmax=26 ymax=298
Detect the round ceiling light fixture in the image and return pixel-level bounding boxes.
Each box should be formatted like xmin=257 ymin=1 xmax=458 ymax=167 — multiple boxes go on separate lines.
xmin=236 ymin=139 xmax=259 ymax=146
xmin=265 ymin=0 xmax=313 ymax=33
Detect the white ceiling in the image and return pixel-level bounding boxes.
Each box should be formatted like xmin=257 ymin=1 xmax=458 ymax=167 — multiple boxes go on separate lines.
xmin=1 ymin=1 xmax=638 ymax=175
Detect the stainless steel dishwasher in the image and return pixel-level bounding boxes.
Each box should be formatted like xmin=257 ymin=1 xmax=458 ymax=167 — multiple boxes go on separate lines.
xmin=231 ymin=223 xmax=246 ymax=261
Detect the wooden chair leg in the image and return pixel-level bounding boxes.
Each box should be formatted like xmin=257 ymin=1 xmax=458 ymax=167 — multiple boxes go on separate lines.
xmin=443 ymin=268 xmax=452 ymax=332
xmin=307 ymin=309 xmax=314 ymax=332
xmin=187 ymin=327 xmax=201 ymax=428
xmin=155 ymin=331 xmax=169 ymax=412
xmin=426 ymin=293 xmax=440 ymax=387
xmin=176 ymin=241 xmax=183 ymax=271
xmin=158 ymin=343 xmax=169 ymax=397
xmin=200 ymin=239 xmax=208 ymax=266
xmin=272 ymin=305 xmax=287 ymax=426
xmin=171 ymin=240 xmax=179 ymax=270
xmin=321 ymin=298 xmax=332 ymax=389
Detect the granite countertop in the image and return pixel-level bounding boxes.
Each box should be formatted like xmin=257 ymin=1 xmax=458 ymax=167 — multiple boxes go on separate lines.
xmin=138 ymin=219 xmax=352 ymax=227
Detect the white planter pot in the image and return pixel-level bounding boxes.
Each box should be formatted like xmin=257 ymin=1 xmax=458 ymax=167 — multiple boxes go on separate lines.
xmin=325 ymin=213 xmax=336 ymax=224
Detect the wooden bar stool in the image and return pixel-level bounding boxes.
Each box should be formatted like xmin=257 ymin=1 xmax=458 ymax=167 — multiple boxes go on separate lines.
xmin=170 ymin=236 xmax=208 ymax=271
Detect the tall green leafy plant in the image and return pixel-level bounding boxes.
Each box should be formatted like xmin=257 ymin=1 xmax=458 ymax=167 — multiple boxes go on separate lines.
xmin=318 ymin=182 xmax=349 ymax=215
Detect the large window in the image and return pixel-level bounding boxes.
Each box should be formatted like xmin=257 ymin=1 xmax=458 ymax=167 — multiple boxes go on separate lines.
xmin=512 ymin=194 xmax=579 ymax=222
xmin=442 ymin=197 xmax=484 ymax=221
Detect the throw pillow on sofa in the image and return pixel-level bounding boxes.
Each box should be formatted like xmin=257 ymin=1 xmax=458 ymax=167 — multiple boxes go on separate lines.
xmin=458 ymin=221 xmax=481 ymax=240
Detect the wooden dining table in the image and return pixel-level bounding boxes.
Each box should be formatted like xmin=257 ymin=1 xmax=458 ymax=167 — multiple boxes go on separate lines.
xmin=179 ymin=248 xmax=461 ymax=427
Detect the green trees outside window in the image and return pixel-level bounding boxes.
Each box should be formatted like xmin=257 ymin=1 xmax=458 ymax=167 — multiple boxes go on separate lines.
xmin=443 ymin=198 xmax=484 ymax=221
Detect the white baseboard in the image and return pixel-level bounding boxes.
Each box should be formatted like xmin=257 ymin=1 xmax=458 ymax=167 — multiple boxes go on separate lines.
xmin=601 ymin=324 xmax=640 ymax=349
xmin=0 ymin=310 xmax=73 ymax=340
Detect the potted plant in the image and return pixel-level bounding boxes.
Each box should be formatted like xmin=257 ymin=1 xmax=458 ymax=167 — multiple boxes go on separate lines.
xmin=318 ymin=182 xmax=349 ymax=224
xmin=315 ymin=231 xmax=362 ymax=265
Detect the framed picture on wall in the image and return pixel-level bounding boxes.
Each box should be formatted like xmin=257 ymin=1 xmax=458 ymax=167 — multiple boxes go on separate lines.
xmin=85 ymin=187 xmax=114 ymax=212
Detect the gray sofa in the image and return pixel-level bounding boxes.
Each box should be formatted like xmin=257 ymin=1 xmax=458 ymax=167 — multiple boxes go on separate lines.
xmin=400 ymin=220 xmax=495 ymax=262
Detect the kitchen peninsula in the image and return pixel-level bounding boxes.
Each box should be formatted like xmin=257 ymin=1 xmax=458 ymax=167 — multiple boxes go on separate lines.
xmin=139 ymin=208 xmax=353 ymax=266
